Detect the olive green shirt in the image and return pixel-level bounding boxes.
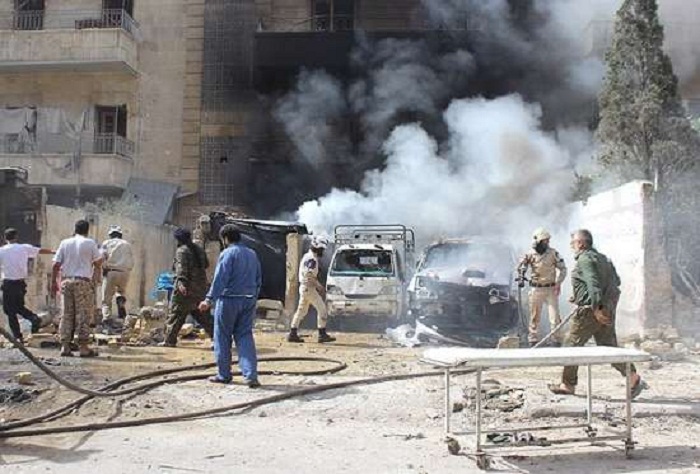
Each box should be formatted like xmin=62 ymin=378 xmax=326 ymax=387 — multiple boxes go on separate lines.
xmin=571 ymin=248 xmax=620 ymax=310
xmin=173 ymin=244 xmax=209 ymax=294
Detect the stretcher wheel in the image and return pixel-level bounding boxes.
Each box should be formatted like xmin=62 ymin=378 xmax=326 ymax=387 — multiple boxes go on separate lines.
xmin=476 ymin=454 xmax=491 ymax=470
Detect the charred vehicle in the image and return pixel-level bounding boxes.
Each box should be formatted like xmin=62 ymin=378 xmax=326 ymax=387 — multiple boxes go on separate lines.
xmin=407 ymin=239 xmax=519 ymax=346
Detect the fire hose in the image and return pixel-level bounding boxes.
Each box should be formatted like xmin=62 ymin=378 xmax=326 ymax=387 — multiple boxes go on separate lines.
xmin=0 ymin=310 xmax=577 ymax=439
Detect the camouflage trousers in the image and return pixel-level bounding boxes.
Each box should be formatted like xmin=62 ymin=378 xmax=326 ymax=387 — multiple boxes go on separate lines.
xmin=562 ymin=306 xmax=636 ymax=387
xmin=59 ymin=279 xmax=95 ymax=344
xmin=164 ymin=291 xmax=214 ymax=345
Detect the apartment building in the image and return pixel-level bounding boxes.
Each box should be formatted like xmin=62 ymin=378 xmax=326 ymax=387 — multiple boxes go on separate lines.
xmin=0 ymin=0 xmax=190 ymax=220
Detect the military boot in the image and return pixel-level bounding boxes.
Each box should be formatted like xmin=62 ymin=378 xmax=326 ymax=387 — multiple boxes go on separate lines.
xmin=60 ymin=343 xmax=73 ymax=357
xmin=317 ymin=328 xmax=336 ymax=343
xmin=287 ymin=328 xmax=303 ymax=343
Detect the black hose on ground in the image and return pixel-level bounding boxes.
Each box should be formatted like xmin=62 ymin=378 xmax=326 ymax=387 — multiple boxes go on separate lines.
xmin=0 ymin=326 xmax=477 ymax=439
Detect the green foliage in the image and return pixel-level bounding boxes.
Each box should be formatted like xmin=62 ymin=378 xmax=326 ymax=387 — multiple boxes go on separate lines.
xmin=597 ymin=0 xmax=700 ymax=183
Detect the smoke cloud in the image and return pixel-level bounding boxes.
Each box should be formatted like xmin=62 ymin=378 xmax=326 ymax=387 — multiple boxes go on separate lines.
xmin=274 ymin=0 xmax=696 ymax=249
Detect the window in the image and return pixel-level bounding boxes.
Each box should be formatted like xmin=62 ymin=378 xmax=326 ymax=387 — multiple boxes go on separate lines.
xmin=312 ymin=0 xmax=354 ymax=32
xmin=330 ymin=249 xmax=394 ymax=277
xmin=14 ymin=0 xmax=44 ymax=30
xmin=103 ymin=0 xmax=134 ymax=17
xmin=95 ymin=105 xmax=128 ymax=155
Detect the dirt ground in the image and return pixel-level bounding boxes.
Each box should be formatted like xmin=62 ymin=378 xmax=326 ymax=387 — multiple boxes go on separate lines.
xmin=1 ymin=331 xmax=700 ymax=473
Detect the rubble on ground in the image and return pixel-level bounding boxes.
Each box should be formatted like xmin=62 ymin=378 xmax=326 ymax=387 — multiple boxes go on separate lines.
xmin=463 ymin=379 xmax=525 ymax=413
xmin=625 ymin=325 xmax=695 ymax=361
xmin=0 ymin=384 xmax=37 ymax=404
xmin=121 ymin=303 xmax=168 ymax=345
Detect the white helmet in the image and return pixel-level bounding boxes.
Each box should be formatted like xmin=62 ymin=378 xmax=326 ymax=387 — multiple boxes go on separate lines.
xmin=108 ymin=225 xmax=123 ymax=236
xmin=533 ymin=227 xmax=551 ymax=242
xmin=310 ymin=235 xmax=329 ymax=249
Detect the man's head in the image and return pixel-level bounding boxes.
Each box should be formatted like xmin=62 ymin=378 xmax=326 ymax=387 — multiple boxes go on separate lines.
xmin=108 ymin=225 xmax=123 ymax=239
xmin=310 ymin=236 xmax=329 ymax=257
xmin=532 ymin=227 xmax=551 ymax=254
xmin=75 ymin=219 xmax=90 ymax=236
xmin=570 ymin=229 xmax=593 ymax=253
xmin=173 ymin=227 xmax=192 ymax=246
xmin=4 ymin=228 xmax=18 ymax=243
xmin=219 ymin=224 xmax=241 ymax=246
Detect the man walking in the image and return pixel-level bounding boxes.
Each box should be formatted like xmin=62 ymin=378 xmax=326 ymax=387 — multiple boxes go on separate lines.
xmin=0 ymin=228 xmax=54 ymax=344
xmin=549 ymin=229 xmax=647 ymax=398
xmin=287 ymin=236 xmax=335 ymax=344
xmin=162 ymin=228 xmax=213 ymax=347
xmin=517 ymin=228 xmax=567 ymax=347
xmin=199 ymin=225 xmax=261 ymax=386
xmin=100 ymin=225 xmax=134 ymax=328
xmin=52 ymin=220 xmax=102 ymax=357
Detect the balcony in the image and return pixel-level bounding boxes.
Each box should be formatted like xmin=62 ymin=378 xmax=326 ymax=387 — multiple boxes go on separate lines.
xmin=0 ymin=9 xmax=139 ymax=74
xmin=0 ymin=132 xmax=134 ymax=189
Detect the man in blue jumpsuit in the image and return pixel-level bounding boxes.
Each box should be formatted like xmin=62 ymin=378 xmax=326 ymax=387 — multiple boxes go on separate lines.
xmin=199 ymin=225 xmax=262 ymax=387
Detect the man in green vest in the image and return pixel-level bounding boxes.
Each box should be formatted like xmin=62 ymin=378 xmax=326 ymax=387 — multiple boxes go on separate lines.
xmin=549 ymin=229 xmax=647 ymax=398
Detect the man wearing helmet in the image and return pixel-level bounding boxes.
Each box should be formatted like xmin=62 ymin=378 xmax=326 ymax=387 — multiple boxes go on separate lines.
xmin=287 ymin=236 xmax=336 ymax=343
xmin=100 ymin=225 xmax=134 ymax=329
xmin=517 ymin=228 xmax=567 ymax=347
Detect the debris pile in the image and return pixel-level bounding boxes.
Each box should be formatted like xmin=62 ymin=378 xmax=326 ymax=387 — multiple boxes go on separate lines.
xmin=0 ymin=385 xmax=37 ymax=404
xmin=626 ymin=326 xmax=699 ymax=361
xmin=463 ymin=379 xmax=525 ymax=413
xmin=121 ymin=303 xmax=168 ymax=345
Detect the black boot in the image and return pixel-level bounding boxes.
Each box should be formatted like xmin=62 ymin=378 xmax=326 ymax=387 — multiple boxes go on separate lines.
xmin=30 ymin=315 xmax=42 ymax=334
xmin=287 ymin=328 xmax=303 ymax=343
xmin=318 ymin=328 xmax=336 ymax=343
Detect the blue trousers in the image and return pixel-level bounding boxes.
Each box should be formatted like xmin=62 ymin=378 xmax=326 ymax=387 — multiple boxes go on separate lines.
xmin=213 ymin=298 xmax=258 ymax=381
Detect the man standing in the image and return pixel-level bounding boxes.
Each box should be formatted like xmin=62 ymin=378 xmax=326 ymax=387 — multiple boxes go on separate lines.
xmin=199 ymin=225 xmax=261 ymax=386
xmin=100 ymin=225 xmax=134 ymax=328
xmin=287 ymin=236 xmax=335 ymax=344
xmin=517 ymin=228 xmax=567 ymax=347
xmin=549 ymin=229 xmax=646 ymax=398
xmin=162 ymin=228 xmax=214 ymax=347
xmin=0 ymin=228 xmax=54 ymax=344
xmin=52 ymin=220 xmax=102 ymax=357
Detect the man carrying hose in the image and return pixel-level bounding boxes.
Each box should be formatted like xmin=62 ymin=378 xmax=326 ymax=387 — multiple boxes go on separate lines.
xmin=549 ymin=229 xmax=647 ymax=398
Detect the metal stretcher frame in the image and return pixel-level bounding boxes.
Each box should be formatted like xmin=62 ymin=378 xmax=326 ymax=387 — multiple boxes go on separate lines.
xmin=421 ymin=347 xmax=651 ymax=469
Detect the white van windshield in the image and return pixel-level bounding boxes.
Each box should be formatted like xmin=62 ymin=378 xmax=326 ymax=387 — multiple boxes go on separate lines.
xmin=330 ymin=249 xmax=394 ymax=277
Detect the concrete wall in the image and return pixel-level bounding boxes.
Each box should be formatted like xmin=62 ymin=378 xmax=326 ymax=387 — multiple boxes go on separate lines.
xmin=26 ymin=205 xmax=176 ymax=317
xmin=0 ymin=153 xmax=132 ymax=187
xmin=568 ymin=181 xmax=675 ymax=338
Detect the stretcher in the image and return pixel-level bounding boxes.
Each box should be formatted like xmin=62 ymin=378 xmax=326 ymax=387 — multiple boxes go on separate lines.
xmin=421 ymin=346 xmax=651 ymax=469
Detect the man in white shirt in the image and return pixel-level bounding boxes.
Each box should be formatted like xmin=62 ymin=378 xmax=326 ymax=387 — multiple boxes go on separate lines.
xmin=52 ymin=219 xmax=103 ymax=357
xmin=0 ymin=228 xmax=54 ymax=344
xmin=100 ymin=225 xmax=134 ymax=327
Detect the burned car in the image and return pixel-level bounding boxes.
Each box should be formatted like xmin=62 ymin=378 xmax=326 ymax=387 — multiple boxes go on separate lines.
xmin=407 ymin=239 xmax=519 ymax=346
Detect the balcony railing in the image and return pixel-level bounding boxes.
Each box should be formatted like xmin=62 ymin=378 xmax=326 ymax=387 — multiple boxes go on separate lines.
xmin=94 ymin=134 xmax=135 ymax=158
xmin=0 ymin=133 xmax=135 ymax=159
xmin=3 ymin=9 xmax=139 ymax=36
xmin=259 ymin=15 xmax=481 ymax=33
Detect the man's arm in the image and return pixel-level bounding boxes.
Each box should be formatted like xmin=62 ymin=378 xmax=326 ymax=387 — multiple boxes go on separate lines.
xmin=206 ymin=250 xmax=229 ymax=303
xmin=51 ymin=262 xmax=61 ymax=295
xmin=555 ymin=251 xmax=567 ymax=285
xmin=578 ymin=254 xmax=602 ymax=308
xmin=516 ymin=254 xmax=530 ymax=286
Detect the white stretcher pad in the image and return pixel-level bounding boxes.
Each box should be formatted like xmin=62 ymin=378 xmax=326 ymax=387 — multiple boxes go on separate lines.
xmin=422 ymin=346 xmax=651 ymax=369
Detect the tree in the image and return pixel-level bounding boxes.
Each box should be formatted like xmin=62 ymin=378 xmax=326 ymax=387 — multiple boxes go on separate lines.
xmin=597 ymin=0 xmax=699 ymax=182
xmin=597 ymin=0 xmax=700 ymax=305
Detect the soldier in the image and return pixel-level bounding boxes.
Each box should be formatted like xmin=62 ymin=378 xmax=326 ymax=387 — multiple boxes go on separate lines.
xmin=100 ymin=225 xmax=134 ymax=329
xmin=161 ymin=228 xmax=214 ymax=347
xmin=51 ymin=220 xmax=102 ymax=357
xmin=517 ymin=228 xmax=567 ymax=347
xmin=287 ymin=236 xmax=336 ymax=344
xmin=549 ymin=229 xmax=647 ymax=398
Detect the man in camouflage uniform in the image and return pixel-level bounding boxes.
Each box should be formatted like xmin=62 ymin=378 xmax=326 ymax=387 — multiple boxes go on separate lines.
xmin=518 ymin=228 xmax=567 ymax=347
xmin=52 ymin=219 xmax=102 ymax=357
xmin=549 ymin=229 xmax=647 ymax=398
xmin=161 ymin=228 xmax=214 ymax=347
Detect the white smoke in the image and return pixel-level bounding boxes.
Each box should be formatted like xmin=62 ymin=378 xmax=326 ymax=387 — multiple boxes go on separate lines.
xmin=298 ymin=94 xmax=583 ymax=247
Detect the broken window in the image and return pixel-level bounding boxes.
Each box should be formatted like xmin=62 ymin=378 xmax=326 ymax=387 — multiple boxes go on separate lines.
xmin=14 ymin=0 xmax=44 ymax=31
xmin=312 ymin=0 xmax=354 ymax=32
xmin=94 ymin=105 xmax=128 ymax=155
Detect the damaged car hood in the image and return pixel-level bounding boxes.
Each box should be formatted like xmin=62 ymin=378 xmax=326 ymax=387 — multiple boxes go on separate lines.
xmin=414 ymin=266 xmax=510 ymax=287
